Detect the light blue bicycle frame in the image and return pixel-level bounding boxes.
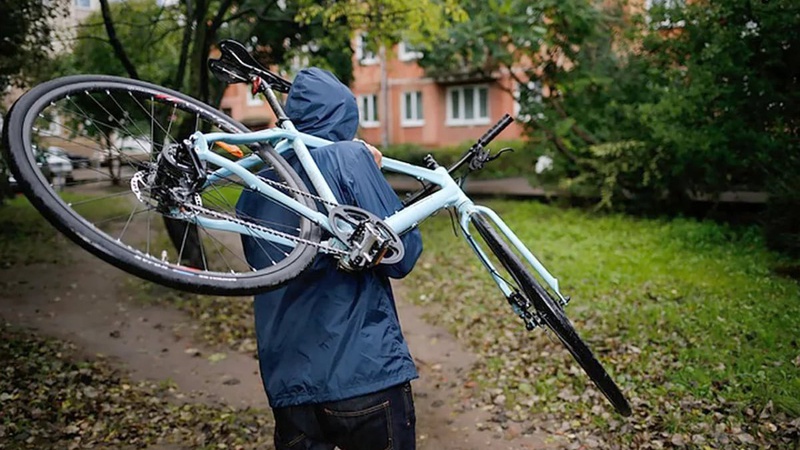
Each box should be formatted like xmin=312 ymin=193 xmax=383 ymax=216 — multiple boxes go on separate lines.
xmin=188 ymin=120 xmax=566 ymax=303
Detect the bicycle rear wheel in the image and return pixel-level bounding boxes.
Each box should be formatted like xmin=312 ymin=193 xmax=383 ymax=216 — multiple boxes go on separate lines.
xmin=2 ymin=75 xmax=320 ymax=296
xmin=470 ymin=213 xmax=631 ymax=416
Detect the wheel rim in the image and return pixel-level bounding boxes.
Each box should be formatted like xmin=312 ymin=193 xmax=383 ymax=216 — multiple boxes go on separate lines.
xmin=11 ymin=78 xmax=317 ymax=292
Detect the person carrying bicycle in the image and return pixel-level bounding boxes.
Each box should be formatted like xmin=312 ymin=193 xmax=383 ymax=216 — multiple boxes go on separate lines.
xmin=236 ymin=67 xmax=423 ymax=450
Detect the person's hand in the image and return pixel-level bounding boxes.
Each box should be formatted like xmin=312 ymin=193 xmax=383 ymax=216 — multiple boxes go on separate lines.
xmin=355 ymin=139 xmax=382 ymax=167
xmin=365 ymin=142 xmax=382 ymax=167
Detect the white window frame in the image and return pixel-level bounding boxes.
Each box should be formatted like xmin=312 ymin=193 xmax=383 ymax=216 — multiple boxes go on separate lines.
xmin=358 ymin=94 xmax=379 ymax=128
xmin=247 ymin=89 xmax=264 ymax=106
xmin=74 ymin=0 xmax=92 ymax=9
xmin=398 ymin=41 xmax=423 ymax=62
xmin=446 ymin=85 xmax=490 ymax=126
xmin=355 ymin=32 xmax=379 ymax=66
xmin=401 ymin=91 xmax=424 ymax=127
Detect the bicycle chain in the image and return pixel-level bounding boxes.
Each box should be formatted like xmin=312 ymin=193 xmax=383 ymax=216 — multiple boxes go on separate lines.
xmin=256 ymin=173 xmax=338 ymax=208
xmin=182 ymin=202 xmax=347 ymax=256
xmin=133 ymin=170 xmax=344 ymax=255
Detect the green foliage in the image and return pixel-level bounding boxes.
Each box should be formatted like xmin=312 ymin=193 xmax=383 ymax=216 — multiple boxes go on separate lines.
xmin=382 ymin=139 xmax=547 ymax=181
xmin=763 ymin=154 xmax=800 ymax=258
xmin=0 ymin=0 xmax=69 ymax=91
xmin=418 ymin=0 xmax=602 ymax=78
xmin=560 ymin=0 xmax=799 ymax=211
xmin=62 ymin=0 xmax=183 ymax=85
xmin=577 ymin=140 xmax=670 ymax=208
xmin=296 ymin=0 xmax=467 ymax=53
xmin=0 ymin=195 xmax=131 ymax=267
xmin=50 ymin=0 xmax=357 ymax=105
xmin=422 ymin=0 xmax=799 ymax=234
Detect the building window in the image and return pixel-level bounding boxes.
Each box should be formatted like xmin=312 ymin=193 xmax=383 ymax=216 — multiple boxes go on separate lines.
xmin=446 ymin=85 xmax=489 ymax=126
xmin=401 ymin=91 xmax=424 ymax=127
xmin=247 ymin=89 xmax=264 ymax=106
xmin=398 ymin=41 xmax=423 ymax=62
xmin=355 ymin=32 xmax=378 ymax=65
xmin=358 ymin=94 xmax=379 ymax=127
xmin=74 ymin=0 xmax=91 ymax=8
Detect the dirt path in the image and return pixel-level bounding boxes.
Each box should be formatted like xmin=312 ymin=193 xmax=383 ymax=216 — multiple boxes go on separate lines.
xmin=0 ymin=240 xmax=554 ymax=449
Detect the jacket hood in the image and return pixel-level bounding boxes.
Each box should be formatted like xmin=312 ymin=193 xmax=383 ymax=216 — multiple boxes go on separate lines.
xmin=284 ymin=68 xmax=358 ymax=142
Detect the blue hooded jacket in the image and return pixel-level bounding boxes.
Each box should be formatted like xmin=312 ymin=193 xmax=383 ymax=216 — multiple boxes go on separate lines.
xmin=235 ymin=68 xmax=423 ymax=408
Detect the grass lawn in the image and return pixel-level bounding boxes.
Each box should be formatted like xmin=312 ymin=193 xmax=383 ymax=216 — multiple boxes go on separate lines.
xmin=4 ymin=192 xmax=798 ymax=447
xmin=0 ymin=193 xmax=134 ymax=266
xmin=404 ymin=199 xmax=800 ymax=447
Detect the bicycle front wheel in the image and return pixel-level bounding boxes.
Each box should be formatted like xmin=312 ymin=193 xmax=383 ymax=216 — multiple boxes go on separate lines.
xmin=2 ymin=75 xmax=320 ymax=296
xmin=471 ymin=213 xmax=632 ymax=416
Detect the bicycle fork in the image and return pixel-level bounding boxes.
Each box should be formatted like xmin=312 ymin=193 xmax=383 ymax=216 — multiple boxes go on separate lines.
xmin=457 ymin=205 xmax=570 ymax=329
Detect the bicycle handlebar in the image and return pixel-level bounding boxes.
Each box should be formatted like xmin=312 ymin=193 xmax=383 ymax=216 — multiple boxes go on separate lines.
xmin=477 ymin=114 xmax=514 ymax=148
xmin=446 ymin=113 xmax=513 ymax=174
xmin=402 ymin=114 xmax=515 ymax=206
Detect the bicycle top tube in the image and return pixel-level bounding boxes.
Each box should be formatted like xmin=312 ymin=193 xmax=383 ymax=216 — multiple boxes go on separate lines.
xmin=198 ymin=128 xmax=329 ymax=151
xmin=196 ymin=125 xmax=338 ymax=207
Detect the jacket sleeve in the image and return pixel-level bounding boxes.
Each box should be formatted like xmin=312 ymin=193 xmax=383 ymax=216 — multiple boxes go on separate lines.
xmin=343 ymin=143 xmax=423 ymax=279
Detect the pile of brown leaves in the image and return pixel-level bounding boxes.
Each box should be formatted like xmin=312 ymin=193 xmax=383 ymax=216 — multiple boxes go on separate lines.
xmin=0 ymin=321 xmax=273 ymax=449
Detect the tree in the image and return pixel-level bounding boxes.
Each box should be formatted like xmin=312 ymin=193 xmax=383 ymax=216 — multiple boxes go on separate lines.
xmin=0 ymin=0 xmax=69 ymax=204
xmin=296 ymin=0 xmax=466 ymax=52
xmin=0 ymin=0 xmax=69 ymax=93
xmin=572 ymin=0 xmax=800 ymax=211
xmin=417 ymin=0 xmax=616 ymax=167
xmin=422 ymin=0 xmax=799 ymax=217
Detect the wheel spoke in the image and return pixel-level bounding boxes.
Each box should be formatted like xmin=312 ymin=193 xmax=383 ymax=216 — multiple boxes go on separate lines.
xmin=7 ymin=75 xmax=319 ymax=296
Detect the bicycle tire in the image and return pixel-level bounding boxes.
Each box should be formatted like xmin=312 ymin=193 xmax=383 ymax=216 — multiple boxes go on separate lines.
xmin=471 ymin=213 xmax=632 ymax=416
xmin=2 ymin=75 xmax=320 ymax=296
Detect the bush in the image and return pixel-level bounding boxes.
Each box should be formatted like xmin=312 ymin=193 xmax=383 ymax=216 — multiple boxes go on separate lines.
xmin=382 ymin=138 xmax=555 ymax=182
xmin=763 ymin=156 xmax=800 ymax=259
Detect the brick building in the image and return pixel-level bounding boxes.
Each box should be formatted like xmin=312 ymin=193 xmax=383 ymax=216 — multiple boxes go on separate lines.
xmin=219 ymin=35 xmax=527 ymax=148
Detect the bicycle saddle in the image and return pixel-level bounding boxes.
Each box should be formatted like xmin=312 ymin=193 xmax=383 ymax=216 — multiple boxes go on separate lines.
xmin=208 ymin=39 xmax=293 ymax=93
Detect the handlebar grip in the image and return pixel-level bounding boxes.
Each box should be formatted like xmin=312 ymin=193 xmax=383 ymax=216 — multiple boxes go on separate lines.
xmin=477 ymin=114 xmax=514 ymax=147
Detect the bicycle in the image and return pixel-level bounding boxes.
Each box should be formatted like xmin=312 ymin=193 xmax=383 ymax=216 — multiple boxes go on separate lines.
xmin=2 ymin=39 xmax=631 ymax=416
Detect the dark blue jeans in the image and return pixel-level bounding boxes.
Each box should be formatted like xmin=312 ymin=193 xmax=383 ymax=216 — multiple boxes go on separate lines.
xmin=272 ymin=382 xmax=416 ymax=450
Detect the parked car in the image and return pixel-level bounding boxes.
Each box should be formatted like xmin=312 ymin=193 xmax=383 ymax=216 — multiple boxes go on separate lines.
xmin=91 ymin=136 xmax=152 ymax=167
xmin=47 ymin=147 xmax=91 ymax=169
xmin=44 ymin=147 xmax=74 ymax=182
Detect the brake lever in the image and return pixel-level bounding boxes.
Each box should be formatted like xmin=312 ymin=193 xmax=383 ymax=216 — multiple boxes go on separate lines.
xmin=486 ymin=147 xmax=514 ymax=163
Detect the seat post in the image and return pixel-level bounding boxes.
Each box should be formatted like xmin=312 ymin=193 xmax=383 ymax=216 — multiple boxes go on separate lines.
xmin=258 ymin=82 xmax=290 ymax=126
